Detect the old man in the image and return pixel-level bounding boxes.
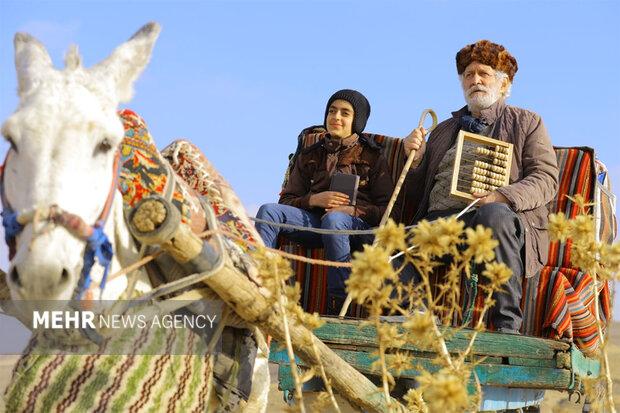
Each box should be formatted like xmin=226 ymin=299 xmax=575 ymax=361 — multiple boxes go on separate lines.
xmin=394 ymin=40 xmax=559 ymax=333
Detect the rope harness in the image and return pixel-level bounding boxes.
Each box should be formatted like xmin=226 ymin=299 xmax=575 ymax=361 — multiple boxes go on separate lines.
xmin=0 ymin=150 xmax=120 ymax=300
xmin=0 ymin=143 xmax=228 ymax=344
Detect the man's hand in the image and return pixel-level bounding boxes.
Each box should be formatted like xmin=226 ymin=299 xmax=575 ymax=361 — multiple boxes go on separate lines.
xmin=472 ymin=190 xmax=511 ymax=206
xmin=309 ymin=191 xmax=349 ymax=209
xmin=404 ymin=126 xmax=427 ymax=164
xmin=324 ymin=205 xmax=355 ymax=216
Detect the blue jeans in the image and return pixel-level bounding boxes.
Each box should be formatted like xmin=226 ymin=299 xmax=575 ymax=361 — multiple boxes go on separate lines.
xmin=255 ymin=203 xmax=373 ymax=299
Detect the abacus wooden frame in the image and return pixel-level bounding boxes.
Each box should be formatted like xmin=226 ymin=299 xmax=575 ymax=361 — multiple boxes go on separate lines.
xmin=450 ymin=130 xmax=513 ymax=202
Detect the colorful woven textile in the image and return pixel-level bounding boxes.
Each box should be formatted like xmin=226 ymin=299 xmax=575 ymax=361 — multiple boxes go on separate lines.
xmin=118 ymin=109 xmax=206 ymax=234
xmin=119 ymin=111 xmax=260 ymax=404
xmin=442 ymin=147 xmax=614 ymax=355
xmin=161 ymin=140 xmax=260 ymax=252
xmin=5 ymin=323 xmax=214 ymax=412
xmin=521 ymin=147 xmax=614 ymax=354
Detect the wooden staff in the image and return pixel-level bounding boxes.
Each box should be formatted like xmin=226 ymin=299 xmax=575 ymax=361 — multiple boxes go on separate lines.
xmin=338 ymin=109 xmax=437 ymax=318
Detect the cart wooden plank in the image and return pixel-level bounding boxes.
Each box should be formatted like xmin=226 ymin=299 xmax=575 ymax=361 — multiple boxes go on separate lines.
xmin=314 ymin=318 xmax=570 ymax=360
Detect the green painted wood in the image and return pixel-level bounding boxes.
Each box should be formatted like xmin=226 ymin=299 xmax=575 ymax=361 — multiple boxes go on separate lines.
xmin=571 ymin=344 xmax=601 ymax=379
xmin=507 ymin=357 xmax=557 ymax=368
xmin=273 ymin=347 xmax=572 ymax=391
xmin=473 ymin=364 xmax=571 ymax=390
xmin=332 ymin=349 xmax=571 ymax=389
xmin=278 ymin=364 xmax=296 ymax=391
xmin=269 ymin=318 xmax=599 ymax=394
xmin=313 ymin=318 xmax=569 ymax=360
xmin=270 ymin=344 xmax=301 ymax=364
xmin=466 ymin=356 xmax=503 ymax=365
xmin=269 ymin=341 xmax=500 ymax=366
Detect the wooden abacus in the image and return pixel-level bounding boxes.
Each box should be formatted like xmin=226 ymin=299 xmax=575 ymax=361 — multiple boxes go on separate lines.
xmin=450 ymin=131 xmax=513 ymax=202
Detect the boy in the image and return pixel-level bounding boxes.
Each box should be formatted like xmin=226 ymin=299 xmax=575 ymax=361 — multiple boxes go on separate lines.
xmin=256 ymin=89 xmax=394 ymax=314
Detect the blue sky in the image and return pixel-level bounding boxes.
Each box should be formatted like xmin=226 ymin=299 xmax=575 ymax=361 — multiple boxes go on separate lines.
xmin=1 ymin=1 xmax=619 ymax=315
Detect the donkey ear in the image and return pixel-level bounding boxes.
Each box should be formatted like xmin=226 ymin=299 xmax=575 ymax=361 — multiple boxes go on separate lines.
xmin=14 ymin=33 xmax=54 ymax=97
xmin=90 ymin=22 xmax=161 ymax=103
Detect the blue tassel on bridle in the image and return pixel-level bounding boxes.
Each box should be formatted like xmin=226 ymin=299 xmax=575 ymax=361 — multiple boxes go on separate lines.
xmin=1 ymin=210 xmax=23 ymax=244
xmin=77 ymin=225 xmax=114 ymax=299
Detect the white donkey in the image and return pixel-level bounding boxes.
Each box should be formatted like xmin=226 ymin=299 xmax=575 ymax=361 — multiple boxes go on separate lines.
xmin=1 ymin=22 xmax=269 ymax=412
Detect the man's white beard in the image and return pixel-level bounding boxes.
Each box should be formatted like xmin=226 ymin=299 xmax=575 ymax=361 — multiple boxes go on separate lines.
xmin=463 ymin=83 xmax=502 ymax=114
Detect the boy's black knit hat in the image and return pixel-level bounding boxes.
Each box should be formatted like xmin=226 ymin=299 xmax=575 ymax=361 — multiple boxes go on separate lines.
xmin=324 ymin=89 xmax=371 ymax=135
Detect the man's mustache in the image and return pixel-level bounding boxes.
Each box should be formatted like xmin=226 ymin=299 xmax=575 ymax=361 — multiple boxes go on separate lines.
xmin=467 ymin=85 xmax=491 ymax=96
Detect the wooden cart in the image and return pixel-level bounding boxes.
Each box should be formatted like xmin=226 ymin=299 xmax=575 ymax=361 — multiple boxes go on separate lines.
xmin=270 ymin=317 xmax=600 ymax=411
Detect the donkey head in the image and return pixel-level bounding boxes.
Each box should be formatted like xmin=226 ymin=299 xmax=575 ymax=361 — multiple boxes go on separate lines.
xmin=2 ymin=23 xmax=160 ymax=301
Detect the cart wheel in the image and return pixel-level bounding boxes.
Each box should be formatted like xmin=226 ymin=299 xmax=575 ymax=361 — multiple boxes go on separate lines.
xmin=283 ymin=390 xmax=295 ymax=405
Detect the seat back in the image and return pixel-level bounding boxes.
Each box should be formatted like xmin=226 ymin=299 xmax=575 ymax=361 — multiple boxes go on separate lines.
xmin=520 ymin=147 xmax=616 ymax=354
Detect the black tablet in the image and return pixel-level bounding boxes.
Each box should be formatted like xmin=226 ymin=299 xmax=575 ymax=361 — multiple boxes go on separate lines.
xmin=329 ymin=172 xmax=360 ymax=206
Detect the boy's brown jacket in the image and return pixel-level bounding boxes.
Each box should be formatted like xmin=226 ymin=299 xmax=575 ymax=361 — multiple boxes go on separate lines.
xmin=279 ymin=134 xmax=394 ymax=227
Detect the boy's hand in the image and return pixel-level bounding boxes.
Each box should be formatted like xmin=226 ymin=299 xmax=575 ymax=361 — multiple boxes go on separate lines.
xmin=324 ymin=205 xmax=355 ymax=216
xmin=309 ymin=191 xmax=349 ymax=208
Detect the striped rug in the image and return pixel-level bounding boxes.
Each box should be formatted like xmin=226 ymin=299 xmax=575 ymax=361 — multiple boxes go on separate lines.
xmin=521 ymin=147 xmax=614 ymax=354
xmin=4 ymin=328 xmax=214 ymax=413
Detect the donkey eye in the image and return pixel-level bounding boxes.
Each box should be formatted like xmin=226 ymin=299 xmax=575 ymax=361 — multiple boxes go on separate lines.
xmin=94 ymin=138 xmax=113 ymax=156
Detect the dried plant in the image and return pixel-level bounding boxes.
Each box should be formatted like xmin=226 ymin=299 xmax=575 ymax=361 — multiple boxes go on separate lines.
xmin=250 ymin=197 xmax=619 ymax=412
xmin=251 ymin=248 xmax=341 ymax=413
xmin=548 ymin=194 xmax=620 ymax=412
xmin=346 ymin=217 xmax=513 ymax=412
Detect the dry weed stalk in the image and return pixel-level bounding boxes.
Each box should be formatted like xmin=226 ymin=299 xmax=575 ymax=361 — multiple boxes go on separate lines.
xmin=548 ymin=194 xmax=620 ymax=412
xmin=347 ymin=218 xmax=513 ymax=413
xmin=249 ymin=200 xmax=619 ymax=413
xmin=251 ymin=249 xmax=341 ymax=413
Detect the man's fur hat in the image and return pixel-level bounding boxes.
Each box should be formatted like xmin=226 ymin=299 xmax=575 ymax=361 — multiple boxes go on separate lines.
xmin=456 ymin=40 xmax=518 ymax=82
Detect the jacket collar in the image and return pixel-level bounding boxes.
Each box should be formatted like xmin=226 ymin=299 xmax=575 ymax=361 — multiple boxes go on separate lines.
xmin=451 ymin=99 xmax=507 ymax=125
xmin=324 ymin=133 xmax=359 ymax=153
